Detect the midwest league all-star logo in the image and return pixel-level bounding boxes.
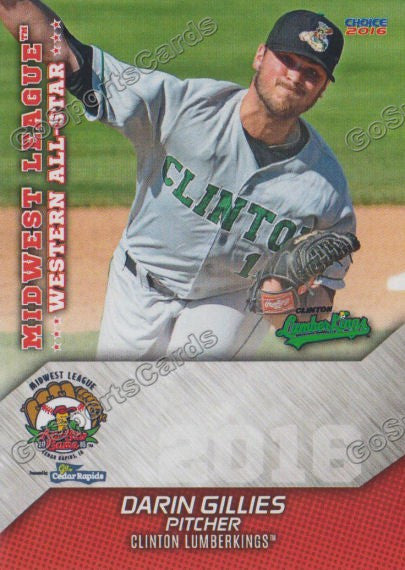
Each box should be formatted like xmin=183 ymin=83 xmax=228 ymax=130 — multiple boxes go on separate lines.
xmin=21 ymin=381 xmax=107 ymax=454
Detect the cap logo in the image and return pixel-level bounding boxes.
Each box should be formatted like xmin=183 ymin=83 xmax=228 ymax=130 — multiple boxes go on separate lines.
xmin=299 ymin=21 xmax=333 ymax=52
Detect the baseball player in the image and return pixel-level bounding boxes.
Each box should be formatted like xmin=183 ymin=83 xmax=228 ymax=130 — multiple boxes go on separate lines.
xmin=1 ymin=4 xmax=356 ymax=360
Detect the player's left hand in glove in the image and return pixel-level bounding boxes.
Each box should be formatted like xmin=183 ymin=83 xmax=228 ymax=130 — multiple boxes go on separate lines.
xmin=247 ymin=231 xmax=360 ymax=315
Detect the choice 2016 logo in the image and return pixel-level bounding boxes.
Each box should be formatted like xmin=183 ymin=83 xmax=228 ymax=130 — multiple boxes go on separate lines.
xmin=21 ymin=379 xmax=107 ymax=456
xmin=344 ymin=18 xmax=387 ymax=36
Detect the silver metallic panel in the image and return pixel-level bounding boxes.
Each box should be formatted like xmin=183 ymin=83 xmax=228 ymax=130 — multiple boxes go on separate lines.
xmin=1 ymin=326 xmax=404 ymax=530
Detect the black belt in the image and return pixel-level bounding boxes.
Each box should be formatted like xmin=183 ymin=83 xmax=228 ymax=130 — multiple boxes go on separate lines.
xmin=124 ymin=253 xmax=177 ymax=298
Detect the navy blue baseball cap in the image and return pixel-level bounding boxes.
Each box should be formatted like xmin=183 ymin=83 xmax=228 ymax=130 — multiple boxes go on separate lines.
xmin=266 ymin=10 xmax=344 ymax=81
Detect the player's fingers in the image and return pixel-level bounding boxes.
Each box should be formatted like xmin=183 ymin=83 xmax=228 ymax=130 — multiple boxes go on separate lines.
xmin=261 ymin=277 xmax=318 ymax=295
xmin=261 ymin=277 xmax=285 ymax=293
xmin=297 ymin=277 xmax=317 ymax=295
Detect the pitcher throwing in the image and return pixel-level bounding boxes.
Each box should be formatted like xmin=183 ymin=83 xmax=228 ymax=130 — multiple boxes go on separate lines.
xmin=0 ymin=4 xmax=358 ymax=359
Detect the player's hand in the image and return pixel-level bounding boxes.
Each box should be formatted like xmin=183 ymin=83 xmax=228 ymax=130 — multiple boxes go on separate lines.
xmin=247 ymin=231 xmax=360 ymax=315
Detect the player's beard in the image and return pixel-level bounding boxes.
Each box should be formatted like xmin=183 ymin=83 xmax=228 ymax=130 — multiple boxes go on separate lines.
xmin=254 ymin=69 xmax=322 ymax=119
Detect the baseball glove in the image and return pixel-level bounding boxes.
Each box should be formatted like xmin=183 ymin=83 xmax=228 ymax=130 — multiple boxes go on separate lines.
xmin=247 ymin=231 xmax=360 ymax=314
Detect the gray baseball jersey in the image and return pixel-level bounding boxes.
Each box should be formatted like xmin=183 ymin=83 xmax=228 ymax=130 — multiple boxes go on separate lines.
xmin=86 ymin=47 xmax=355 ymax=300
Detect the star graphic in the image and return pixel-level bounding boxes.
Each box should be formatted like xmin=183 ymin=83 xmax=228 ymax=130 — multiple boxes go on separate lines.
xmin=53 ymin=344 xmax=61 ymax=351
xmin=50 ymin=32 xmax=61 ymax=42
xmin=51 ymin=46 xmax=61 ymax=55
xmin=51 ymin=19 xmax=61 ymax=30
xmin=54 ymin=318 xmax=61 ymax=325
xmin=54 ymin=331 xmax=61 ymax=338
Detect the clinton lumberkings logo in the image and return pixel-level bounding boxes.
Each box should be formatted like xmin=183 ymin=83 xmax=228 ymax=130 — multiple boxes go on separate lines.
xmin=21 ymin=380 xmax=107 ymax=455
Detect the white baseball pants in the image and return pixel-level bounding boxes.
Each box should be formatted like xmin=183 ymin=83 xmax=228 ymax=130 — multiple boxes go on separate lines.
xmin=97 ymin=245 xmax=269 ymax=361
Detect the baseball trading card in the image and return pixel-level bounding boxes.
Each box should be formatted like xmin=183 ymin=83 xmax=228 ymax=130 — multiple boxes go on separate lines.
xmin=0 ymin=1 xmax=404 ymax=568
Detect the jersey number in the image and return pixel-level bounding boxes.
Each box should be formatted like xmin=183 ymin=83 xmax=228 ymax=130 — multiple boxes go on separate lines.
xmin=237 ymin=253 xmax=261 ymax=278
